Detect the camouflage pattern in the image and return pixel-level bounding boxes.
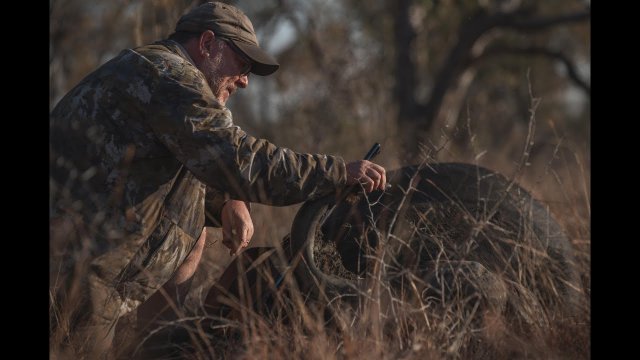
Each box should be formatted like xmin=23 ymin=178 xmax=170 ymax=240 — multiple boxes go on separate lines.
xmin=49 ymin=39 xmax=347 ymax=331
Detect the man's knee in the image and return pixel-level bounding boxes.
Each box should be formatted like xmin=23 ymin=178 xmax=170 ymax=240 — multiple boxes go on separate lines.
xmin=171 ymin=227 xmax=207 ymax=285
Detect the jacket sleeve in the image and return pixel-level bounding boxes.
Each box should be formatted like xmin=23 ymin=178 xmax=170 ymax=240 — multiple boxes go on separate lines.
xmin=203 ymin=186 xmax=227 ymax=227
xmin=132 ymin=49 xmax=348 ymax=206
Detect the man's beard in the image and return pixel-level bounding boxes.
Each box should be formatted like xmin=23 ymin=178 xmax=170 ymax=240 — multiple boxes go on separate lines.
xmin=202 ymin=50 xmax=226 ymax=104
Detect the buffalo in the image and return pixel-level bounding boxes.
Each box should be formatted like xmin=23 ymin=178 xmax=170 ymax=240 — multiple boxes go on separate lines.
xmin=138 ymin=162 xmax=581 ymax=358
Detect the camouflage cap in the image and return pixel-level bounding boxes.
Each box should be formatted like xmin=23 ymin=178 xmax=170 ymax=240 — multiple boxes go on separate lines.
xmin=175 ymin=2 xmax=279 ymax=76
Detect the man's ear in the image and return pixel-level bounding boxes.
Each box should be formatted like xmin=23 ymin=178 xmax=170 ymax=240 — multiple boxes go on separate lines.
xmin=199 ymin=30 xmax=216 ymax=57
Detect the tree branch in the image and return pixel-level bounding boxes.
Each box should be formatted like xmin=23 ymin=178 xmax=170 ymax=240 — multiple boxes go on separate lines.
xmin=478 ymin=45 xmax=590 ymax=96
xmin=497 ymin=10 xmax=591 ymax=31
xmin=415 ymin=7 xmax=590 ymax=137
xmin=393 ymin=0 xmax=418 ymax=121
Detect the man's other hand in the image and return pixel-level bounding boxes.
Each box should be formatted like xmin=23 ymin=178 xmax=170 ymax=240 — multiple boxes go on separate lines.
xmin=221 ymin=200 xmax=254 ymax=256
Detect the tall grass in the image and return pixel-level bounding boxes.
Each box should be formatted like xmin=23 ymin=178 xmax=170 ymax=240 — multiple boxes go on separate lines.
xmin=123 ymin=157 xmax=589 ymax=359
xmin=50 ymin=98 xmax=589 ymax=360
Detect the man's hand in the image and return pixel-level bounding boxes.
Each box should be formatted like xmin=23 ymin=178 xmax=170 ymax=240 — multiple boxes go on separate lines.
xmin=346 ymin=160 xmax=387 ymax=192
xmin=221 ymin=200 xmax=254 ymax=256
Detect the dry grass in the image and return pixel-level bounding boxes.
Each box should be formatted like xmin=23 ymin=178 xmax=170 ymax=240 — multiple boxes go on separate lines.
xmin=50 ymin=95 xmax=590 ymax=359
xmin=49 ymin=146 xmax=590 ymax=360
xmin=116 ymin=155 xmax=588 ymax=360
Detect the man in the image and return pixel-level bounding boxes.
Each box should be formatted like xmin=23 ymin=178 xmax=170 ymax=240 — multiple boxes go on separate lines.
xmin=49 ymin=1 xmax=386 ymax=357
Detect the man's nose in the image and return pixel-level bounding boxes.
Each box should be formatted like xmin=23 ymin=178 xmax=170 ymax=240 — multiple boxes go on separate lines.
xmin=236 ymin=75 xmax=249 ymax=88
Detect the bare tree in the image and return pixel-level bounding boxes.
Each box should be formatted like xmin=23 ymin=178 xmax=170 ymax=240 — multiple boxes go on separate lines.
xmin=391 ymin=0 xmax=590 ymax=157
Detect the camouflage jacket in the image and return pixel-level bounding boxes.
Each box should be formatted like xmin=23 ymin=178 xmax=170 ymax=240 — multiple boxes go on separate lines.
xmin=50 ymin=39 xmax=346 ymax=308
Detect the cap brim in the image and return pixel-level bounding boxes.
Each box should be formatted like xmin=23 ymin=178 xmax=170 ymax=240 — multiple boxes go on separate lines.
xmin=232 ymin=40 xmax=279 ymax=76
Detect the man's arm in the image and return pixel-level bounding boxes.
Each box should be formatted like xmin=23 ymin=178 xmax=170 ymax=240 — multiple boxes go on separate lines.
xmin=133 ymin=48 xmax=385 ymax=204
xmin=203 ymin=186 xmax=227 ymax=227
xmin=133 ymin=49 xmax=347 ymax=205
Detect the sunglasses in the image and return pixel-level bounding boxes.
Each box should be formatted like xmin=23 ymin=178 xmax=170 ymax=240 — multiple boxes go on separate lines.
xmin=219 ymin=37 xmax=252 ymax=76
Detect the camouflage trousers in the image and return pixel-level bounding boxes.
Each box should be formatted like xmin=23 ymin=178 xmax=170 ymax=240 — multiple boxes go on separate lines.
xmin=50 ymin=211 xmax=201 ymax=358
